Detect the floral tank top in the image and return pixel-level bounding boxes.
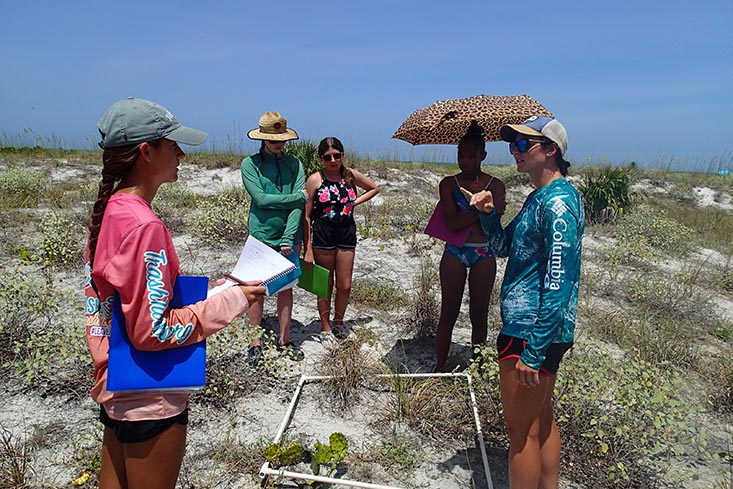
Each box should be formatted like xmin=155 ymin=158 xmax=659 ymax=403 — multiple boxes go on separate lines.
xmin=313 ymin=170 xmax=357 ymax=226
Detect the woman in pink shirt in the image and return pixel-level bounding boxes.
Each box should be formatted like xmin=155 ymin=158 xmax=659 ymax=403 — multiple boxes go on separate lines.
xmin=85 ymin=98 xmax=265 ymax=489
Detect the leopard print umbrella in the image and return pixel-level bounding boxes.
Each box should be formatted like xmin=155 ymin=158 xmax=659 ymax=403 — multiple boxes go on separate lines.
xmin=392 ymin=94 xmax=553 ymax=145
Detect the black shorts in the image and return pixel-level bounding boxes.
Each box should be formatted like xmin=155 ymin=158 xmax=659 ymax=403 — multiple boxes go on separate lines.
xmin=496 ymin=333 xmax=572 ymax=376
xmin=99 ymin=405 xmax=188 ymax=444
xmin=312 ymin=219 xmax=357 ymax=250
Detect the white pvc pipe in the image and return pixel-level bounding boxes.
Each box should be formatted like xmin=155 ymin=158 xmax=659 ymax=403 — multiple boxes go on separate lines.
xmin=259 ymin=466 xmax=403 ymax=489
xmin=258 ymin=372 xmax=493 ymax=489
xmin=466 ymin=373 xmax=494 ymax=489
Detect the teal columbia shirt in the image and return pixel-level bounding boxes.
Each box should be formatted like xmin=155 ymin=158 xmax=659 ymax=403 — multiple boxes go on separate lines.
xmin=479 ymin=178 xmax=584 ymax=370
xmin=241 ymin=152 xmax=306 ymax=248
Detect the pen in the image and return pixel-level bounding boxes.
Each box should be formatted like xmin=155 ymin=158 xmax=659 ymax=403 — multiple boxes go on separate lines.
xmin=222 ymin=273 xmax=249 ymax=286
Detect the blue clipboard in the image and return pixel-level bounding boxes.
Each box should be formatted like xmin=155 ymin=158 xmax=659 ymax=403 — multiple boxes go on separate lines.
xmin=107 ymin=276 xmax=208 ymax=392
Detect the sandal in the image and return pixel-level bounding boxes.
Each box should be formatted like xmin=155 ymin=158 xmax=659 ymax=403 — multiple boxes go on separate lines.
xmin=247 ymin=345 xmax=263 ymax=366
xmin=320 ymin=331 xmax=338 ymax=344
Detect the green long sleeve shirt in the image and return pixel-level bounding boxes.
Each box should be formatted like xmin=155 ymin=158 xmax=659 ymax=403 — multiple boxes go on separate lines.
xmin=241 ymin=151 xmax=306 ymax=248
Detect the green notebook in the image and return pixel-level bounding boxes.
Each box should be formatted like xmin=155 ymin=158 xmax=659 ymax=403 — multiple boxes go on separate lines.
xmin=298 ymin=263 xmax=330 ymax=299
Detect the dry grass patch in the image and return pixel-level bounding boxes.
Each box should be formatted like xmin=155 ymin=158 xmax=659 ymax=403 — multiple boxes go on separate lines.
xmin=316 ymin=336 xmax=382 ymax=412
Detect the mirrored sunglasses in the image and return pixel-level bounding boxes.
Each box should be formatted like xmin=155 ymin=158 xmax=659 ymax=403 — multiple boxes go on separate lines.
xmin=509 ymin=138 xmax=545 ymax=154
xmin=321 ymin=153 xmax=343 ymax=162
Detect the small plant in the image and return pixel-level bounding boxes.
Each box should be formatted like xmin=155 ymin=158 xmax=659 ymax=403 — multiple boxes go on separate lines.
xmin=317 ymin=336 xmax=377 ymax=411
xmin=405 ymin=258 xmax=439 ymax=339
xmin=152 ymin=182 xmax=201 ymax=234
xmin=0 ymin=425 xmax=33 ymax=487
xmin=196 ymin=324 xmax=296 ymax=407
xmin=578 ymin=166 xmax=640 ymax=223
xmin=265 ymin=441 xmax=305 ymax=468
xmin=39 ymin=212 xmax=85 ymax=268
xmin=381 ymin=374 xmax=475 ymax=444
xmin=350 ymin=279 xmax=408 ymax=309
xmin=0 ymin=267 xmax=58 ymax=365
xmin=310 ymin=432 xmax=348 ymax=481
xmin=264 ymin=432 xmax=348 ymax=487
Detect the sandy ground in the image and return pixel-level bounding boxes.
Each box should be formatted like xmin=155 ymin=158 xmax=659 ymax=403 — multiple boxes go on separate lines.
xmin=1 ymin=160 xmax=731 ymax=488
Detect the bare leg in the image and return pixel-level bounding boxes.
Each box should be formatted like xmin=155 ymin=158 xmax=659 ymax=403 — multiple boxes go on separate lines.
xmin=333 ymin=248 xmax=355 ymax=325
xmin=539 ymin=376 xmax=561 ymax=489
xmin=124 ymin=423 xmax=187 ymax=489
xmin=499 ymin=358 xmax=557 ymax=489
xmin=246 ymin=295 xmax=264 ymax=347
xmin=435 ymin=250 xmax=467 ymax=371
xmin=99 ymin=428 xmax=127 ymax=489
xmin=467 ymin=256 xmax=496 ymax=347
xmin=314 ymin=248 xmax=336 ymax=332
xmin=276 ymin=287 xmax=293 ymax=345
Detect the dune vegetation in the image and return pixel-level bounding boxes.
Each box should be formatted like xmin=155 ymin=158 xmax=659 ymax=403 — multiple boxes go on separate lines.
xmin=0 ymin=143 xmax=732 ymax=488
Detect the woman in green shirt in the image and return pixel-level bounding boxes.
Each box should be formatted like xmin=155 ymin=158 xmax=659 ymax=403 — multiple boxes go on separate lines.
xmin=241 ymin=111 xmax=307 ymax=364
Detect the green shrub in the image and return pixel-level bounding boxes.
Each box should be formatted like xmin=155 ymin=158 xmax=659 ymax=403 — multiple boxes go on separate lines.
xmin=578 ymin=166 xmax=640 ymax=223
xmin=625 ymin=272 xmax=722 ymax=332
xmin=0 ymin=167 xmax=48 ymax=209
xmin=607 ymin=204 xmax=694 ymax=261
xmin=590 ymin=311 xmax=697 ymax=367
xmin=152 ymin=183 xmax=201 ymax=234
xmin=358 ymin=196 xmax=433 ymax=239
xmin=470 ymin=344 xmax=707 ymax=487
xmin=0 ymin=267 xmax=58 ymax=365
xmin=0 ymin=267 xmax=88 ymax=392
xmin=350 ymin=278 xmax=408 ymax=309
xmin=285 ymin=139 xmax=320 ymax=177
xmin=188 ymin=189 xmax=249 ymax=247
xmin=555 ymin=354 xmax=705 ymax=486
xmin=39 ymin=213 xmax=85 ymax=268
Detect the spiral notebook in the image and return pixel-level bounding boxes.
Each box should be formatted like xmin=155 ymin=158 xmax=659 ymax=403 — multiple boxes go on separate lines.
xmin=107 ymin=275 xmax=208 ymax=392
xmin=208 ymin=235 xmax=302 ymax=297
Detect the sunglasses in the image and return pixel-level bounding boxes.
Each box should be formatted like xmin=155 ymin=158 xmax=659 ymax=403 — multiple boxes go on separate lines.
xmin=509 ymin=138 xmax=545 ymax=154
xmin=321 ymin=153 xmax=343 ymax=162
xmin=265 ymin=139 xmax=286 ymax=144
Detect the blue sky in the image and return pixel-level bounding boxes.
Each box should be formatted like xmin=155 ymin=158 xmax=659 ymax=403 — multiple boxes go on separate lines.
xmin=1 ymin=0 xmax=731 ymax=170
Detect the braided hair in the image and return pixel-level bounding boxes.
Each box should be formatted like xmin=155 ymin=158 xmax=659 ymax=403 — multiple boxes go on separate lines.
xmin=87 ymin=141 xmax=157 ymax=295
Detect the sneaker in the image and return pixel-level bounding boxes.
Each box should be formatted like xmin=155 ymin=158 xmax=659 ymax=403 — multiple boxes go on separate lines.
xmin=277 ymin=341 xmax=305 ymax=361
xmin=247 ymin=345 xmax=263 ymax=366
xmin=319 ymin=331 xmax=337 ymax=344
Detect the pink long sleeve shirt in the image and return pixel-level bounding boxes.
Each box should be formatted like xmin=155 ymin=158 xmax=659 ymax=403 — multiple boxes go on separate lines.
xmin=85 ymin=193 xmax=249 ymax=421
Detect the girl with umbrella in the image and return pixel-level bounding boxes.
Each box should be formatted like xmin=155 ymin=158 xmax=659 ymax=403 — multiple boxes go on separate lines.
xmin=434 ymin=122 xmax=506 ymax=372
xmin=464 ymin=116 xmax=584 ymax=488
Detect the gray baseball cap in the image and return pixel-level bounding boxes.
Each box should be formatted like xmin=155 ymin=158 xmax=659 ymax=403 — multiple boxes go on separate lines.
xmin=97 ymin=97 xmax=208 ymax=149
xmin=500 ymin=115 xmax=568 ymax=155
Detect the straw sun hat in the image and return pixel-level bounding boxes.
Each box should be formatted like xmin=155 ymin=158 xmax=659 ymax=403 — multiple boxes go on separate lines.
xmin=247 ymin=111 xmax=299 ymax=141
